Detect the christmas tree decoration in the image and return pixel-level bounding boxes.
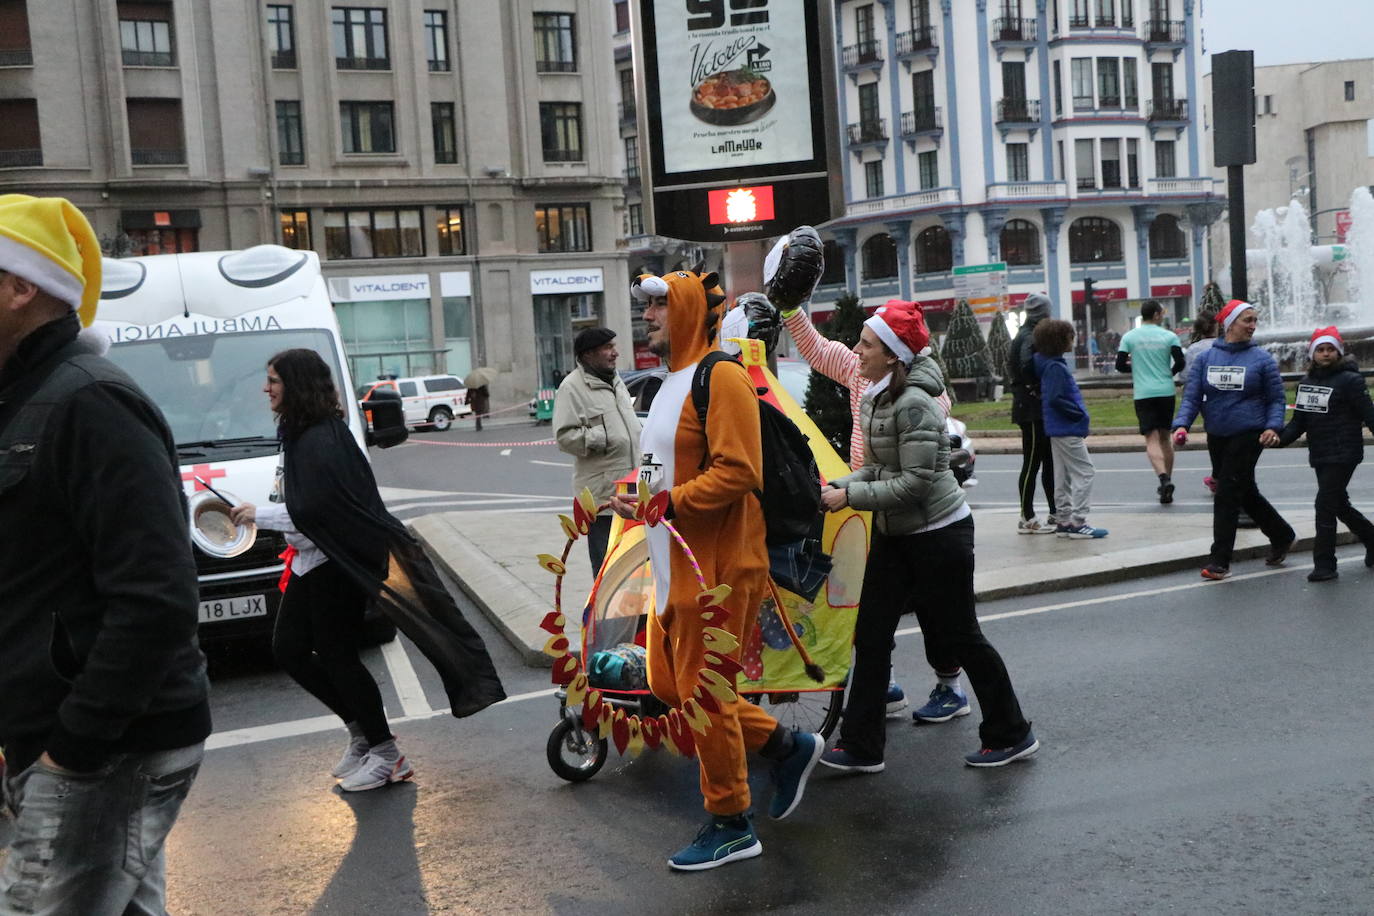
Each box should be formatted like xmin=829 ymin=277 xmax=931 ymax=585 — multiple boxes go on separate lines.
xmin=941 ymin=299 xmax=994 ymax=380
xmin=985 ymin=309 xmax=1013 ymax=384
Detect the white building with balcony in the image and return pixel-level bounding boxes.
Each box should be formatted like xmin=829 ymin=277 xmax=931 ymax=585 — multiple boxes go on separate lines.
xmin=818 ymin=0 xmax=1223 ymax=341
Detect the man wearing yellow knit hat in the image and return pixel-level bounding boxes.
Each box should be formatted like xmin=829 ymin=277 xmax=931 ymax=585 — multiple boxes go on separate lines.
xmin=0 ymin=195 xmax=211 ymax=915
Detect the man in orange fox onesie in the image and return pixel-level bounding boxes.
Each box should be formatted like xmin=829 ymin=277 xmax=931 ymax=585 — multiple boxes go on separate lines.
xmin=610 ymin=268 xmax=823 ymax=871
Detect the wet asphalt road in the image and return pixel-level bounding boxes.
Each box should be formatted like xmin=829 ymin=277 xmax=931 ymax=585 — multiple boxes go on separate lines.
xmin=160 ymin=549 xmax=1374 ymax=915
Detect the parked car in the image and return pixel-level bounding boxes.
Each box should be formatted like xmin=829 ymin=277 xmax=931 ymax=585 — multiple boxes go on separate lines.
xmin=358 ymin=374 xmax=473 ymax=431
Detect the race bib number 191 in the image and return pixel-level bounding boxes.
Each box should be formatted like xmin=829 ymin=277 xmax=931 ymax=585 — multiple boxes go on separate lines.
xmin=1207 ymin=365 xmax=1246 ymax=390
xmin=1295 ymin=384 xmax=1333 ymax=413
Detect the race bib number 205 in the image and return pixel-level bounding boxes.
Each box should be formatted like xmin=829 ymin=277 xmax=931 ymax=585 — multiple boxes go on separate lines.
xmin=1207 ymin=365 xmax=1246 ymax=390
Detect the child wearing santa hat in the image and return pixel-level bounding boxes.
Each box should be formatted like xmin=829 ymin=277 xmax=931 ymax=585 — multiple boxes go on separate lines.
xmin=1278 ymin=327 xmax=1374 ymax=581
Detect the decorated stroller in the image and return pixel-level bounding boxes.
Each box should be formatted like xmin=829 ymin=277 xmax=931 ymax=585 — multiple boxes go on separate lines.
xmin=541 ymin=340 xmax=871 ymax=781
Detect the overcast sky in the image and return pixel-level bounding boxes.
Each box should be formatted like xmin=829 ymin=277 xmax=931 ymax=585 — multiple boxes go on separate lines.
xmin=1203 ymin=0 xmax=1374 ymax=71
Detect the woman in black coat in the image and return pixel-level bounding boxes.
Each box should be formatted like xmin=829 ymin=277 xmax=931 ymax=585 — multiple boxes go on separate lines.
xmin=1278 ymin=328 xmax=1374 ymax=581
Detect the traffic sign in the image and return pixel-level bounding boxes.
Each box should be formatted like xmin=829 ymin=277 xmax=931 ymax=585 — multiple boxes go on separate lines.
xmin=952 ymin=262 xmax=1008 ymax=315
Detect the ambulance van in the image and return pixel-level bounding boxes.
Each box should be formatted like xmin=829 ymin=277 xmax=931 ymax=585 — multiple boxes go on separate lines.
xmin=93 ymin=245 xmax=402 ymax=644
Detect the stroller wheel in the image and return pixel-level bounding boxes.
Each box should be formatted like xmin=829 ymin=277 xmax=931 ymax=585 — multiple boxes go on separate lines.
xmin=547 ymin=718 xmax=608 ymax=782
xmin=744 ymin=688 xmax=843 ymax=739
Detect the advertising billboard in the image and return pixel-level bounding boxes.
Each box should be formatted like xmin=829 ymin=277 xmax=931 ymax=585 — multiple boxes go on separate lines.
xmin=633 ymin=0 xmax=840 ymax=243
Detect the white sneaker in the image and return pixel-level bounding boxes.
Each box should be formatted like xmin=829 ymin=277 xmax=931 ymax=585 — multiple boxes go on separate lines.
xmin=339 ymin=744 xmax=414 ymax=792
xmin=330 ymin=735 xmax=370 ymax=779
xmin=1017 ymin=517 xmax=1057 ymax=535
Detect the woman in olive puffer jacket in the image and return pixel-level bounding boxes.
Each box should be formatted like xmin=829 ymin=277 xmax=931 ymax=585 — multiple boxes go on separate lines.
xmin=817 ymin=302 xmax=1038 ymax=772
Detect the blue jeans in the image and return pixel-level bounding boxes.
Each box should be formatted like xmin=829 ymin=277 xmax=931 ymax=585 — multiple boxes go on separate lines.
xmin=1 ymin=743 xmax=204 ymax=916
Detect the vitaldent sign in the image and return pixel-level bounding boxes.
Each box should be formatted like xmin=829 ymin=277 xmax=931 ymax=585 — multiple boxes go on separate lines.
xmin=529 ymin=267 xmax=604 ymax=295
xmin=329 ymin=273 xmax=431 ymax=302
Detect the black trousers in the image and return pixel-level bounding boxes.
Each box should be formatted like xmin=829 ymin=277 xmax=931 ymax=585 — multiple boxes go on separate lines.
xmin=1017 ymin=420 xmax=1056 ymax=520
xmin=274 ymin=560 xmax=391 ymax=746
xmin=587 ymin=514 xmax=612 ymax=577
xmin=1208 ymin=433 xmax=1294 ymax=568
xmin=1312 ymin=462 xmax=1374 ymax=573
xmin=838 ymin=517 xmax=1030 ymax=760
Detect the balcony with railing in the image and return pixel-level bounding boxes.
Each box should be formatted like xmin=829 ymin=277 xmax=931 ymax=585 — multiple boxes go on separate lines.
xmin=1068 ymin=14 xmax=1090 ymax=28
xmin=0 ymin=48 xmax=33 ymax=67
xmin=536 ymin=59 xmax=578 ymax=73
xmin=895 ymin=26 xmax=938 ymax=63
xmin=847 ymin=119 xmax=888 ymax=148
xmin=997 ymin=98 xmax=1041 ymax=124
xmin=122 ymin=49 xmax=174 ymax=67
xmin=986 ymin=180 xmax=1068 ymax=202
xmin=336 ymin=55 xmax=390 ymax=70
xmin=131 ymin=148 xmax=186 ymax=165
xmin=1147 ymin=98 xmax=1188 ymax=122
xmin=1144 ymin=19 xmax=1186 ymax=47
xmin=992 ymin=17 xmax=1037 ymax=45
xmin=0 ymin=149 xmax=42 ymax=168
xmin=900 ymin=106 xmax=942 ymax=141
xmin=842 ymin=40 xmax=883 ymax=73
xmin=1147 ymin=177 xmax=1219 ymax=196
xmin=271 ymin=49 xmax=296 ymax=69
xmin=845 ymin=187 xmax=961 ymax=218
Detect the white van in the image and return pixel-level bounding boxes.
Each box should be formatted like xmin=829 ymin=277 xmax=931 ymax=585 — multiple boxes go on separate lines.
xmin=93 ymin=245 xmax=396 ymax=643
xmin=357 ymin=374 xmax=472 ymax=431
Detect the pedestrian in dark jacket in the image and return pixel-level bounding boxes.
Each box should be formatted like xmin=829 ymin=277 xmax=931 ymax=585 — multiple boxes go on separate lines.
xmin=1278 ymin=327 xmax=1374 ymax=581
xmin=1033 ymin=320 xmax=1107 ymax=539
xmin=0 ymin=194 xmax=211 ymax=914
xmin=1006 ymin=292 xmax=1057 ymax=533
xmin=1172 ymin=299 xmax=1295 ymax=580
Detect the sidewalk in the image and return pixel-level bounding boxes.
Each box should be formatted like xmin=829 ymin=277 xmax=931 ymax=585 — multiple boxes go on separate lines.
xmin=411 ymin=497 xmax=1345 ymax=667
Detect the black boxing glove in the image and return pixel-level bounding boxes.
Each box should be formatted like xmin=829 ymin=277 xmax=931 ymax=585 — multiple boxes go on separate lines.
xmin=764 ymin=225 xmax=825 ymax=313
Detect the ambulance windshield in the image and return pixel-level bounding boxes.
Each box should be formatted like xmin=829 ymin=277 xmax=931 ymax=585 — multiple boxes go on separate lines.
xmin=105 ymin=328 xmax=346 ymax=456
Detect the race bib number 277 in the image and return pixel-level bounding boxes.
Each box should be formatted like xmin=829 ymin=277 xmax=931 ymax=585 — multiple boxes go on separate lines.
xmin=1206 ymin=365 xmax=1246 ymax=390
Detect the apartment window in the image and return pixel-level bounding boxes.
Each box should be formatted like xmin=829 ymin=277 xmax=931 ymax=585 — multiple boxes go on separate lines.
xmin=128 ymin=227 xmax=197 ymax=256
xmin=1122 ymin=0 xmax=1134 ymax=27
xmin=118 ymin=2 xmax=174 ymax=67
xmin=535 ymin=203 xmax=592 ymax=252
xmin=1155 ymin=139 xmax=1176 ymax=177
xmin=1123 ymin=57 xmax=1139 ymax=108
xmin=911 ymin=0 xmax=931 ymax=30
xmin=1071 ymin=58 xmax=1094 ymax=110
xmin=821 ymin=239 xmax=846 ymax=285
xmin=540 ymin=102 xmax=583 ymax=162
xmin=1127 ymin=138 xmax=1140 ymax=187
xmin=279 ymin=210 xmax=311 ymax=250
xmin=1057 ymin=140 xmax=1065 ymax=180
xmin=857 ymin=82 xmax=880 ymax=126
xmin=534 ymin=12 xmax=577 ymax=72
xmin=126 ymin=98 xmax=184 ymax=164
xmin=614 ymin=1 xmax=630 ymax=34
xmin=0 ymin=99 xmax=41 ymax=167
xmin=861 ymin=233 xmax=898 ymax=280
xmin=619 ymin=67 xmax=636 ymax=121
xmin=340 ymin=101 xmax=395 ymax=153
xmin=918 ymin=150 xmax=938 ymax=189
xmin=864 ymin=160 xmax=884 ymax=198
xmin=1003 ymin=61 xmax=1027 ymax=102
xmin=1263 ymin=94 xmax=1273 ymax=114
xmin=0 ymin=0 xmax=33 ymax=66
xmin=324 ymin=208 xmax=423 ymax=259
xmin=1070 ymin=0 xmax=1090 ymax=27
xmin=436 ymin=206 xmax=466 ymax=255
xmin=855 ymin=5 xmax=876 ymax=46
xmin=1053 ymin=60 xmax=1063 ymax=115
xmin=627 ymin=203 xmax=643 ymax=236
xmin=1069 ymin=216 xmax=1122 ymax=262
xmin=267 ymin=5 xmax=296 ymax=69
xmin=1346 ymin=81 xmax=1356 ymax=102
xmin=1101 ymin=138 xmax=1121 ymax=188
xmin=1151 ymin=61 xmax=1174 ymax=104
xmin=914 ymin=226 xmax=952 ymax=274
xmin=1097 ymin=58 xmax=1120 ymax=107
xmin=428 ymin=102 xmax=457 ymax=164
xmin=624 ymin=135 xmax=639 ymax=179
xmin=1094 ymin=0 xmax=1115 ymax=26
xmin=1001 ymin=219 xmax=1041 ymax=265
xmin=1149 ymin=213 xmax=1186 ymax=259
xmin=424 ymin=11 xmax=450 ymax=72
xmin=1074 ymin=138 xmax=1095 ymax=188
xmin=332 ymin=7 xmax=389 ymax=70
xmin=275 ymin=101 xmax=304 ymax=166
xmin=912 ymin=70 xmax=936 ymax=115
xmin=1006 ymin=143 xmax=1030 ymax=182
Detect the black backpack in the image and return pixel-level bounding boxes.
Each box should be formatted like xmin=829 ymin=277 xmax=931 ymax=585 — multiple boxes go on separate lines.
xmin=690 ymin=351 xmax=822 ymax=547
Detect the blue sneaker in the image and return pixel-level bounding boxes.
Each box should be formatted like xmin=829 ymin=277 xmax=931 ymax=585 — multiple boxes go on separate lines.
xmin=912 ymin=683 xmax=971 ymax=723
xmin=885 ymin=682 xmax=909 ymax=717
xmin=667 ymin=814 xmax=762 ymax=871
xmin=818 ymin=747 xmax=885 ymax=773
xmin=1064 ymin=524 xmax=1108 ymax=539
xmin=963 ymin=730 xmax=1040 ymax=768
xmin=768 ymin=731 xmax=823 ymax=820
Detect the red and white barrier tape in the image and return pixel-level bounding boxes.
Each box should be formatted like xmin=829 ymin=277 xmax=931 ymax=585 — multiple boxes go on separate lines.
xmin=410 ymin=437 xmax=556 ymax=448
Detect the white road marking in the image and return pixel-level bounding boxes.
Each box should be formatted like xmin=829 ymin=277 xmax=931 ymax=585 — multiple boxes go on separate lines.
xmin=382 ymin=637 xmax=433 ymax=718
xmin=501 ymin=448 xmax=512 ymax=456
xmin=531 ymin=459 xmax=574 ymax=468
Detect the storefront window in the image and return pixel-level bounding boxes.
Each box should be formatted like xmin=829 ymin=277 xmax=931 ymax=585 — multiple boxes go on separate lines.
xmin=441 ymin=296 xmax=473 ymax=380
xmin=335 ymin=297 xmax=434 ymax=380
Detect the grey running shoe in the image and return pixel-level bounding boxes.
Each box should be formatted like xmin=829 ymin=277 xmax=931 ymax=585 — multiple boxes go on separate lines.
xmin=330 ymin=735 xmax=370 ymax=779
xmin=339 ymin=745 xmax=414 ymax=792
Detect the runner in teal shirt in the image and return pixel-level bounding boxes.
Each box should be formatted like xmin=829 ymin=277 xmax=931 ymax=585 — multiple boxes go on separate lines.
xmin=1116 ymin=301 xmax=1186 ymax=503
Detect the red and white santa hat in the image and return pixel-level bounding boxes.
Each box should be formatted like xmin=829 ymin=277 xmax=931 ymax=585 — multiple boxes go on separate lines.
xmin=1216 ymin=298 xmax=1255 ymax=331
xmin=864 ymin=299 xmax=930 ymax=364
xmin=1309 ymin=325 xmax=1344 ymax=357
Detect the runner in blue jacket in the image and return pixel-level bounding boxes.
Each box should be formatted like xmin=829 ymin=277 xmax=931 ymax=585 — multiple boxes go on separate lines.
xmin=1172 ymin=299 xmax=1294 ymax=580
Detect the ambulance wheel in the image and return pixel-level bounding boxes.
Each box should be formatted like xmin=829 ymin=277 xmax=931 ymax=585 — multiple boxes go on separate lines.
xmin=547 ymin=718 xmax=607 ymax=782
xmin=427 ymin=407 xmax=453 ymax=431
xmin=744 ymin=688 xmax=843 ymax=739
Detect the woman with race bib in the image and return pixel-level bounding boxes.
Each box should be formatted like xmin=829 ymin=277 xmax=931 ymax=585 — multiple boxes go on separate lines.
xmin=1172 ymin=299 xmax=1295 ymax=581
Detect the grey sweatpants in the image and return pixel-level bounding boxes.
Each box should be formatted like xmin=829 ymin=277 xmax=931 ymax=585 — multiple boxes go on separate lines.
xmin=1050 ymin=435 xmax=1095 ymax=528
